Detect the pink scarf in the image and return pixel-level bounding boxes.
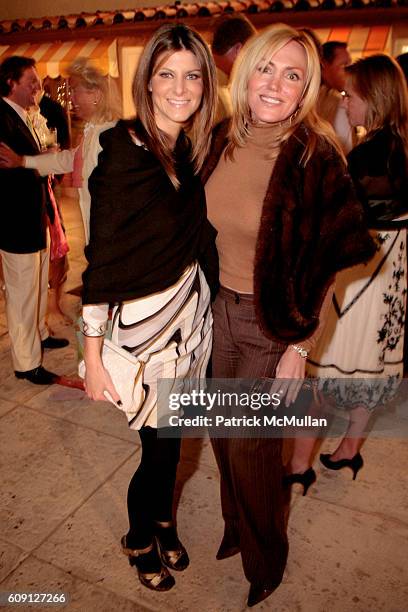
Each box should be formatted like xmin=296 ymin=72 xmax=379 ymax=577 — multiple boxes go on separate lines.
xmin=47 ymin=178 xmax=69 ymax=261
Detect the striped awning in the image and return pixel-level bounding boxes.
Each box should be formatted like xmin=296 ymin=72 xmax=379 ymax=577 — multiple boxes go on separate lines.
xmin=0 ymin=38 xmax=118 ymax=79
xmin=314 ymin=26 xmax=391 ymax=59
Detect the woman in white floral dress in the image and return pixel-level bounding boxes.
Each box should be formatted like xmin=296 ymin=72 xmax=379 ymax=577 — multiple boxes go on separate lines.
xmin=289 ymin=54 xmax=408 ymax=484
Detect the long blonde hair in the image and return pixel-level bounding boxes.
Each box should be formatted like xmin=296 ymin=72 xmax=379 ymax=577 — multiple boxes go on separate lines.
xmin=346 ymin=54 xmax=408 ymax=157
xmin=67 ymin=57 xmax=121 ymax=124
xmin=132 ymin=23 xmax=217 ymax=188
xmin=228 ymin=23 xmax=343 ymax=163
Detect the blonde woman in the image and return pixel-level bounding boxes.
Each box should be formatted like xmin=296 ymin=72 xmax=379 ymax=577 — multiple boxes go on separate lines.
xmin=203 ymin=24 xmax=375 ymax=607
xmin=0 ymin=58 xmax=120 ymax=244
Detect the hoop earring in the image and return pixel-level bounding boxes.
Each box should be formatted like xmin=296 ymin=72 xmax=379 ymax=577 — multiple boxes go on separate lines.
xmin=289 ymin=107 xmax=300 ymax=125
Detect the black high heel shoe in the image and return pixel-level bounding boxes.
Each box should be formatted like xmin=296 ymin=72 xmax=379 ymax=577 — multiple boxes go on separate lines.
xmin=283 ymin=467 xmax=316 ymax=496
xmin=154 ymin=520 xmax=190 ymax=571
xmin=247 ymin=584 xmax=277 ymax=607
xmin=216 ymin=537 xmax=240 ymax=561
xmin=320 ymin=452 xmax=363 ymax=480
xmin=121 ymin=536 xmax=175 ymax=591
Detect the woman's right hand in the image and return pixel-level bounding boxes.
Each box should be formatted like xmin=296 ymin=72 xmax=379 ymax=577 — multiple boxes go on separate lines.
xmin=83 ymin=336 xmax=122 ymax=405
xmin=84 ymin=361 xmax=122 ymax=405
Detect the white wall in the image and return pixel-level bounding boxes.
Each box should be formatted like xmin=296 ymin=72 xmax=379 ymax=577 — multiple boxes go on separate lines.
xmin=0 ymin=0 xmax=164 ymax=20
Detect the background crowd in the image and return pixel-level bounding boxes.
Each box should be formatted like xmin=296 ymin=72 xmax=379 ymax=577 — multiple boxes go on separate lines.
xmin=0 ymin=15 xmax=407 ymax=609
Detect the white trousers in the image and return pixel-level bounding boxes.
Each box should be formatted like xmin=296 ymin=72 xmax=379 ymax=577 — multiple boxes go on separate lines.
xmin=0 ymin=248 xmax=49 ymax=371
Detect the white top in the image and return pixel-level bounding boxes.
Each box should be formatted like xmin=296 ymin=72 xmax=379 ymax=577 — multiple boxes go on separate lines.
xmin=82 ymin=263 xmax=195 ymax=337
xmin=25 ymin=120 xmax=117 ymax=244
xmin=333 ymin=105 xmax=353 ymax=155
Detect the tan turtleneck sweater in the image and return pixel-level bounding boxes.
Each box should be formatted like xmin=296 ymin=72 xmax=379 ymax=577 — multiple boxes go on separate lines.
xmin=205 ymin=120 xmax=333 ymax=352
xmin=206 ymin=121 xmax=285 ymax=293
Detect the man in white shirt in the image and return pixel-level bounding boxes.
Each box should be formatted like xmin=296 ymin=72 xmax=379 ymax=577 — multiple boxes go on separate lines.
xmin=317 ymin=41 xmax=354 ymax=154
xmin=0 ymin=56 xmax=68 ymax=384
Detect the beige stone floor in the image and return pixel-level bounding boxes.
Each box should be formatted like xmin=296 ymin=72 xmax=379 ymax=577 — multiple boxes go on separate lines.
xmin=0 ymin=189 xmax=407 ymax=612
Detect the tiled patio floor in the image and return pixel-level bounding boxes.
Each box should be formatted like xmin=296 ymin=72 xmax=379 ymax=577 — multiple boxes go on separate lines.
xmin=0 ymin=189 xmax=407 ymax=612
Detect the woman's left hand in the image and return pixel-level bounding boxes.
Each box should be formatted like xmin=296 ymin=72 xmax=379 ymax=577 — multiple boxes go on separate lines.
xmin=271 ymin=346 xmax=306 ymax=407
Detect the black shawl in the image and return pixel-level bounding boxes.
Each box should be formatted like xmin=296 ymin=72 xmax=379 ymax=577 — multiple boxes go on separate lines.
xmin=83 ymin=120 xmax=218 ymax=304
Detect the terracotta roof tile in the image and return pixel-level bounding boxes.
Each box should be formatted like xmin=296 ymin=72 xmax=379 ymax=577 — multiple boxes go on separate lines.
xmin=0 ymin=1 xmax=403 ymax=35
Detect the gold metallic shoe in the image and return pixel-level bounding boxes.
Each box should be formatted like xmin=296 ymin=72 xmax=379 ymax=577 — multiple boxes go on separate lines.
xmin=154 ymin=520 xmax=190 ymax=572
xmin=121 ymin=536 xmax=175 ymax=591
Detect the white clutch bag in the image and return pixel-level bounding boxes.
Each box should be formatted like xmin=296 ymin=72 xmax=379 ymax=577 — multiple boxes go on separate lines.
xmin=78 ymin=338 xmax=146 ymax=425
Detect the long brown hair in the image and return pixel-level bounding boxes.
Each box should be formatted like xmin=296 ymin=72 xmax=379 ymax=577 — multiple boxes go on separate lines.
xmin=132 ymin=23 xmax=217 ymax=188
xmin=345 ymin=54 xmax=408 ymax=157
xmin=228 ymin=23 xmax=343 ymax=164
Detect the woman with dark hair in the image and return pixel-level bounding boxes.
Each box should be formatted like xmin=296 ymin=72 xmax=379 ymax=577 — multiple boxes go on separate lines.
xmin=81 ymin=24 xmax=217 ymax=592
xmin=291 ymin=54 xmax=408 ymax=478
xmin=203 ymin=24 xmax=375 ymax=607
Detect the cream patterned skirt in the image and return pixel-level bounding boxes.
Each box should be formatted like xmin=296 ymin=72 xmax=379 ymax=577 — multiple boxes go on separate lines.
xmin=110 ymin=262 xmax=212 ymax=428
xmin=308 ymin=229 xmax=407 ymax=410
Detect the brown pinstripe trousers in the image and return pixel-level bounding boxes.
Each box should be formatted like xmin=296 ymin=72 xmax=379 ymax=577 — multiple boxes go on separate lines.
xmin=211 ymin=286 xmax=289 ymax=589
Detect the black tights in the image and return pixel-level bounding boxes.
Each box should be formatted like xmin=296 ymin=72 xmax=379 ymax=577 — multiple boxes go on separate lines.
xmin=126 ymin=426 xmax=181 ymax=549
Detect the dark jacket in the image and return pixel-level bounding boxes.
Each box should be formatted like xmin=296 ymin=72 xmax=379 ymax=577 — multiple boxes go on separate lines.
xmin=39 ymin=94 xmax=70 ymax=150
xmin=202 ymin=120 xmax=376 ymax=344
xmin=0 ymin=98 xmax=47 ymax=253
xmin=347 ymin=127 xmax=408 ymax=230
xmin=83 ymin=120 xmax=218 ymax=304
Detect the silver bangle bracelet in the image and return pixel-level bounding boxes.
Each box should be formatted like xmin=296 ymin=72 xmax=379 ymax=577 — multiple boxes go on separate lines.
xmin=82 ymin=321 xmax=107 ymax=337
xmin=291 ymin=344 xmax=308 ymax=359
